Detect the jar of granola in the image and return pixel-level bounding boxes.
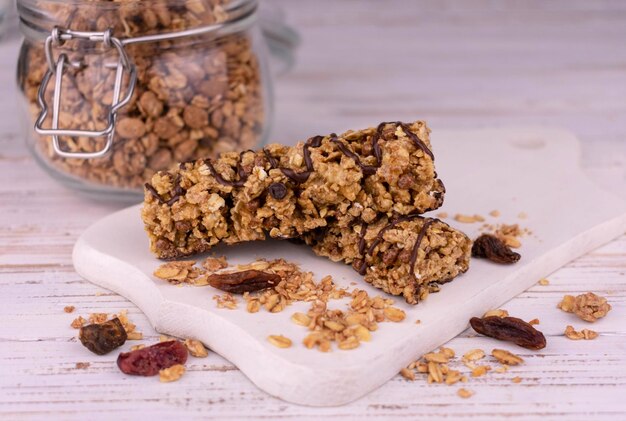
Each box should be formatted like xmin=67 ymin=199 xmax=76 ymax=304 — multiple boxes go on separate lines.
xmin=17 ymin=0 xmax=272 ymax=200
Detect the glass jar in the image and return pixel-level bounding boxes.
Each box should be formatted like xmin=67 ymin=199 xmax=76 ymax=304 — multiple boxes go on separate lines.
xmin=17 ymin=0 xmax=272 ymax=200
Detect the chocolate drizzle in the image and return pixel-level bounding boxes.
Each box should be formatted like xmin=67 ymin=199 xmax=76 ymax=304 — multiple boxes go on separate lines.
xmin=145 ymin=174 xmax=185 ymax=206
xmin=263 ymin=135 xmax=324 ymax=184
xmin=330 ymin=134 xmax=378 ymax=176
xmin=408 ymin=218 xmax=434 ymax=277
xmin=355 ymin=214 xmax=425 ymax=275
xmin=373 ymin=121 xmax=434 ymax=161
xmin=355 ymin=215 xmax=433 ymax=277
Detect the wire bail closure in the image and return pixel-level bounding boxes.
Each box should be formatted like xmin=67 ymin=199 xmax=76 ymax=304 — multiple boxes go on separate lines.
xmin=34 ymin=27 xmax=137 ymax=159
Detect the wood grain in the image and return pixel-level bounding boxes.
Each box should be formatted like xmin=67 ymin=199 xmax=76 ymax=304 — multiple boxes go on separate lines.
xmin=1 ymin=0 xmax=625 ymax=419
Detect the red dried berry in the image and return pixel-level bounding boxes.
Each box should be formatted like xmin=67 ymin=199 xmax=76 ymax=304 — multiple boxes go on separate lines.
xmin=117 ymin=341 xmax=188 ymax=376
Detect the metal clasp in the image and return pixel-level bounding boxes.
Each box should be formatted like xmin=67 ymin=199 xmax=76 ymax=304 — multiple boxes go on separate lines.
xmin=34 ymin=27 xmax=137 ymax=159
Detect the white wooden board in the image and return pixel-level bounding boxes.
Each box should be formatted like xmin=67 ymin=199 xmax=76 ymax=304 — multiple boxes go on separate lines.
xmin=72 ymin=127 xmax=626 ymax=406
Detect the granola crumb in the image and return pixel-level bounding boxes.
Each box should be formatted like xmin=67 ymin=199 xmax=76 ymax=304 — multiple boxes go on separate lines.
xmin=267 ymin=335 xmax=292 ymax=348
xmin=436 ymin=212 xmax=449 ymax=219
xmin=383 ymin=307 xmax=406 ymax=322
xmin=489 ymin=210 xmax=500 ymax=217
xmin=457 ymin=388 xmax=474 ymax=398
xmin=184 ymin=339 xmax=209 ymax=357
xmin=75 ymin=362 xmax=90 ymax=369
xmin=512 ymin=376 xmax=522 ymax=383
xmin=159 ymin=364 xmax=186 ymax=382
xmin=70 ymin=316 xmax=87 ymax=329
xmin=528 ymin=318 xmax=540 ymax=325
xmin=130 ymin=344 xmax=145 ymax=351
xmin=202 ymin=256 xmax=228 ymax=273
xmin=213 ymin=293 xmax=238 ymax=309
xmin=88 ymin=313 xmax=108 ymax=324
xmin=415 ymin=319 xmax=421 ymax=324
xmin=471 ymin=365 xmax=491 ymax=377
xmin=64 ymin=306 xmax=75 ymax=313
xmin=564 ymin=325 xmax=599 ymax=340
xmin=558 ymin=292 xmax=611 ymax=322
xmin=538 ymin=278 xmax=550 ymax=286
xmin=518 ymin=212 xmax=527 ymax=219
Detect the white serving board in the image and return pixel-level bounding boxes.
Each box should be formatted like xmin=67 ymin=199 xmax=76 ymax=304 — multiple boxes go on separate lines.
xmin=73 ymin=128 xmax=626 ymax=406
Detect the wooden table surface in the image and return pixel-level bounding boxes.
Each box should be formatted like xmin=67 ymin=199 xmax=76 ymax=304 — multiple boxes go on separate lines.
xmin=1 ymin=1 xmax=625 ymax=419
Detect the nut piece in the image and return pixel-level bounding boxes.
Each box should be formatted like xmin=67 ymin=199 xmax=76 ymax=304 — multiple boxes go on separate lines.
xmin=267 ymin=335 xmax=292 ymax=349
xmin=463 ymin=349 xmax=485 ymax=362
xmin=159 ymin=364 xmax=186 ymax=383
xmin=558 ymin=295 xmax=576 ymax=312
xmin=184 ymin=339 xmax=209 ymax=357
xmin=64 ymin=305 xmax=75 ymax=313
xmin=564 ymin=325 xmax=598 ymax=340
xmin=491 ymin=349 xmax=524 ymax=365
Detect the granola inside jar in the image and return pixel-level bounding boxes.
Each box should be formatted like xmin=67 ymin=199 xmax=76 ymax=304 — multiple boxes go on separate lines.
xmin=16 ymin=0 xmax=271 ymax=200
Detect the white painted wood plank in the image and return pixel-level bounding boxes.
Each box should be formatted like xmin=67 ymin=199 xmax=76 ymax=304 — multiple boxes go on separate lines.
xmin=1 ymin=0 xmax=625 ymax=418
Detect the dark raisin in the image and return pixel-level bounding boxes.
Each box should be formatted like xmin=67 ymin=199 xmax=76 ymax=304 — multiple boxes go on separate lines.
xmin=470 ymin=316 xmax=546 ymax=350
xmin=471 ymin=234 xmax=520 ymax=264
xmin=268 ymin=182 xmax=287 ymax=200
xmin=207 ymin=270 xmax=280 ymax=294
xmin=117 ymin=341 xmax=188 ymax=376
xmin=79 ymin=317 xmax=127 ymax=355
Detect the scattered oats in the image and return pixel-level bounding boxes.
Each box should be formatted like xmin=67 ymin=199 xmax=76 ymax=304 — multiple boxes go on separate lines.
xmin=383 ymin=307 xmax=406 ymax=322
xmin=440 ymin=347 xmax=455 ymax=359
xmin=126 ymin=332 xmax=143 ymax=340
xmin=454 ymin=214 xmax=484 ymax=223
xmin=483 ymin=309 xmax=509 ymax=318
xmin=184 ymin=339 xmax=209 ymax=357
xmin=463 ymin=349 xmax=485 ymax=362
xmin=75 ymin=362 xmax=90 ymax=369
xmin=494 ymin=365 xmax=509 ymax=373
xmin=512 ymin=376 xmax=522 ymax=383
xmin=518 ymin=212 xmax=528 ymax=219
xmin=489 ymin=210 xmax=500 ymax=217
xmin=528 ymin=318 xmax=540 ymax=325
xmin=427 ymin=361 xmax=444 ymax=383
xmin=267 ymin=335 xmax=292 ymax=349
xmin=400 ymin=367 xmax=415 ymax=381
xmin=353 ymin=325 xmax=371 ymax=342
xmin=246 ymin=298 xmax=260 ymax=313
xmin=445 ymin=369 xmax=463 ymax=385
xmin=160 ymin=335 xmax=175 ymax=342
xmin=457 ymin=388 xmax=474 ymax=398
xmin=159 ymin=364 xmax=186 ymax=382
xmin=471 ymin=365 xmax=491 ymax=377
xmin=538 ymin=278 xmax=550 ymax=286
xmin=492 ymin=349 xmax=523 ymax=365
xmin=64 ymin=306 xmax=75 ymax=313
xmin=416 ymin=362 xmax=429 ymax=373
xmin=424 ymin=352 xmax=449 ymax=363
xmin=338 ymin=336 xmax=360 ymax=350
xmin=436 ymin=212 xmax=449 ymax=219
xmin=202 ymin=256 xmax=228 ymax=273
xmin=564 ymin=325 xmax=599 ymax=340
xmin=70 ymin=316 xmax=86 ymax=329
xmin=153 ymin=260 xmax=200 ymax=283
xmin=130 ymin=344 xmax=145 ymax=351
xmin=291 ymin=312 xmax=311 ymax=327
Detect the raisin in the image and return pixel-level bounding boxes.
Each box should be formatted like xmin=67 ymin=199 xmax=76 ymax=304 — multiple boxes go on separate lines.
xmin=117 ymin=341 xmax=188 ymax=376
xmin=471 ymin=234 xmax=520 ymax=264
xmin=268 ymin=182 xmax=287 ymax=200
xmin=470 ymin=316 xmax=546 ymax=350
xmin=207 ymin=270 xmax=280 ymax=294
xmin=79 ymin=317 xmax=127 ymax=355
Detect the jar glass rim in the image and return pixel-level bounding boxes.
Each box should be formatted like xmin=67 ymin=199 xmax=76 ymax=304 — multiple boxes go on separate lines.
xmin=18 ymin=0 xmax=258 ymax=40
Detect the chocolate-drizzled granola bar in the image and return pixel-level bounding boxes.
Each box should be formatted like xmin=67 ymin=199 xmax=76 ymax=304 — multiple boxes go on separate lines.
xmin=304 ymin=216 xmax=471 ymax=304
xmin=142 ymin=121 xmax=445 ymax=258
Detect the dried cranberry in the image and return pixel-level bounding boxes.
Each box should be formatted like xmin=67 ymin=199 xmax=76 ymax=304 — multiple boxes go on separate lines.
xmin=117 ymin=341 xmax=188 ymax=376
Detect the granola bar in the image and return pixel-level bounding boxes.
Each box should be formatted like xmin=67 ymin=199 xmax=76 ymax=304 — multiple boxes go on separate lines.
xmin=304 ymin=216 xmax=471 ymax=304
xmin=142 ymin=121 xmax=445 ymax=258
